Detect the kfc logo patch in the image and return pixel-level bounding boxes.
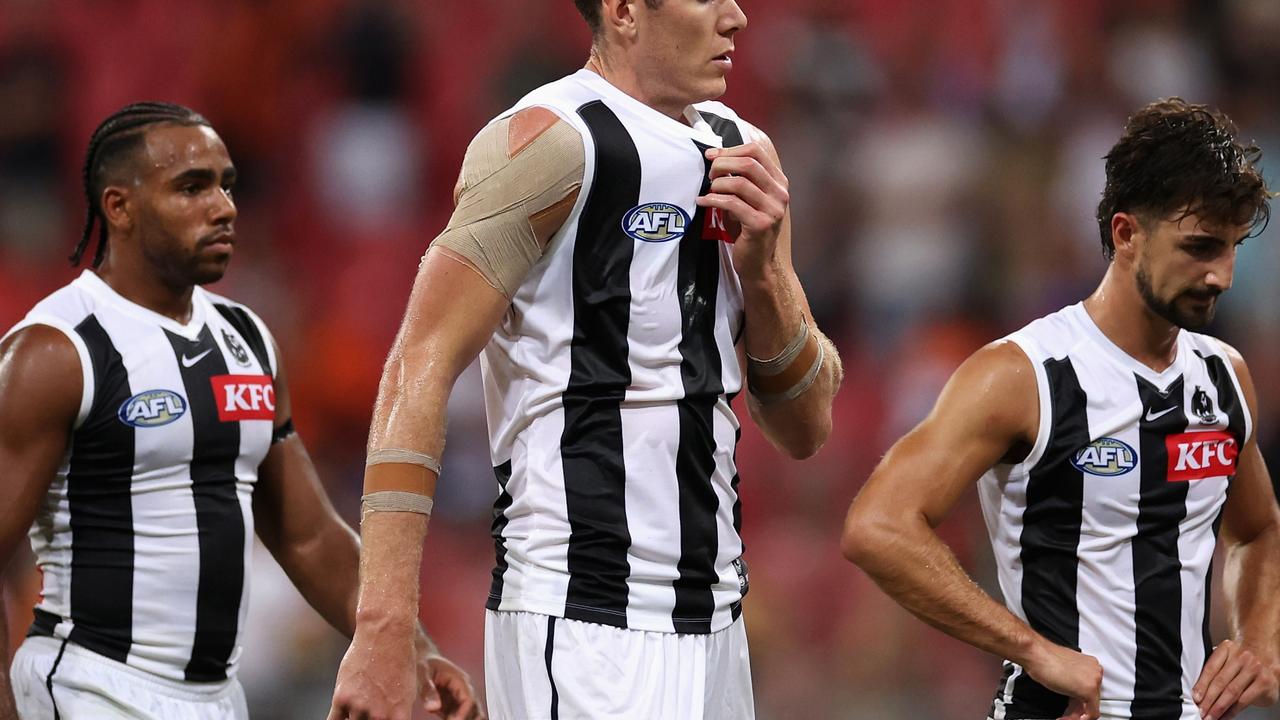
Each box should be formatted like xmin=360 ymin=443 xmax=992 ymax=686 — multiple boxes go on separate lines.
xmin=1166 ymin=430 xmax=1237 ymax=482
xmin=703 ymin=206 xmax=735 ymax=244
xmin=210 ymin=375 xmax=275 ymax=422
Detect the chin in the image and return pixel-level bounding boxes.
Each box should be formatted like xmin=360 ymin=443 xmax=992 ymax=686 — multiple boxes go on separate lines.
xmin=702 ymin=78 xmax=728 ymax=101
xmin=191 ymin=262 xmax=231 ymax=286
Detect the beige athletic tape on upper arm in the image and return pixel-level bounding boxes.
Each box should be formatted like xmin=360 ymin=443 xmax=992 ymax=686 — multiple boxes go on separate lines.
xmin=432 ymin=108 xmax=584 ymax=298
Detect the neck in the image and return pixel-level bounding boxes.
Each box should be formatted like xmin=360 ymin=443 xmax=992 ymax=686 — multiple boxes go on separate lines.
xmin=585 ymin=49 xmax=690 ymax=122
xmin=94 ymin=248 xmax=195 ymax=324
xmin=1083 ymin=263 xmax=1180 ymax=372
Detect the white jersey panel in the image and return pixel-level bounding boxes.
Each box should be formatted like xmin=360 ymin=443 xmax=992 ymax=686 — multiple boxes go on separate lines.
xmin=480 ymin=70 xmax=750 ymax=634
xmin=7 ymin=271 xmax=277 ymax=683
xmin=982 ymin=302 xmax=1246 ymax=719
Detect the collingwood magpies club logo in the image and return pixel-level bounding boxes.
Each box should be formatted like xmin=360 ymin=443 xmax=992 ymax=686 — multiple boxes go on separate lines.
xmin=1192 ymin=386 xmax=1217 ymax=424
xmin=223 ymin=329 xmax=251 ymax=367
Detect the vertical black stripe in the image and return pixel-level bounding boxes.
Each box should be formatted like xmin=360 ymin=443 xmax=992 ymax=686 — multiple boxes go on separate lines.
xmin=66 ymin=315 xmax=134 ymax=663
xmin=1197 ymin=350 xmax=1247 ymax=446
xmin=989 ymin=661 xmax=1017 ymax=718
xmin=730 ymin=426 xmax=745 ymax=621
xmin=697 ymin=111 xmax=746 ymax=147
xmin=671 ymin=141 xmax=728 ymax=634
xmin=212 ymin=304 xmax=272 ymax=375
xmin=1009 ymin=357 xmax=1087 ymax=718
xmin=1202 ymin=510 xmax=1225 ymax=664
xmin=1131 ymin=375 xmax=1189 ymax=719
xmin=1196 ymin=350 xmax=1245 ymax=674
xmin=559 ymin=100 xmax=639 ymax=627
xmin=44 ymin=637 xmax=69 ymax=720
xmin=167 ymin=326 xmax=245 ymax=681
xmin=486 ymin=461 xmax=515 ymax=610
xmin=545 ymin=616 xmax=560 ymax=720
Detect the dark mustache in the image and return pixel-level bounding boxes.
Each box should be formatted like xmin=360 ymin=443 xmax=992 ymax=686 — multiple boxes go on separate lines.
xmin=1183 ymin=287 xmax=1221 ymax=301
xmin=199 ymin=227 xmax=235 ymax=246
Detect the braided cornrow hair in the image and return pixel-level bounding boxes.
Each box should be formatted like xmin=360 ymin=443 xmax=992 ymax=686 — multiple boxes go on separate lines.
xmin=73 ymin=102 xmax=210 ymax=267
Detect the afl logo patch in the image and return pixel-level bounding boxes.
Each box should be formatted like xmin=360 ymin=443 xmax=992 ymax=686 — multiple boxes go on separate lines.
xmin=118 ymin=389 xmax=187 ymax=428
xmin=1070 ymin=437 xmax=1137 ymax=476
xmin=622 ymin=202 xmax=690 ymax=243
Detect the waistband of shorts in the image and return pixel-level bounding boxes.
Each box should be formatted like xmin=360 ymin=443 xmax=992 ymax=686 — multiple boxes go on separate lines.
xmin=24 ymin=635 xmax=240 ymax=701
xmin=486 ymin=608 xmax=746 ymax=637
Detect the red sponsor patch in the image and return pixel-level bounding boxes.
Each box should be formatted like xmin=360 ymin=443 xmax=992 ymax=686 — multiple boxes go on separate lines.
xmin=210 ymin=375 xmax=275 ymax=422
xmin=703 ymin=206 xmax=735 ymax=243
xmin=1165 ymin=430 xmax=1237 ymax=482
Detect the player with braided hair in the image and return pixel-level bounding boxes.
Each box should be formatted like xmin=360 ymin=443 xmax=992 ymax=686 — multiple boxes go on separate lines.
xmin=0 ymin=103 xmax=482 ymax=720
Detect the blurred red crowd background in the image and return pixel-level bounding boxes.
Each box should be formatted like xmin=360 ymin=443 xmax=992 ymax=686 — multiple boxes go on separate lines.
xmin=3 ymin=1 xmax=1279 ymax=718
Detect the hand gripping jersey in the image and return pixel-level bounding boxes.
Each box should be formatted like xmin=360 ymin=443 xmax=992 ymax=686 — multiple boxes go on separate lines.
xmin=481 ymin=70 xmax=753 ymax=634
xmin=981 ymin=303 xmax=1250 ymax=720
xmin=3 ymin=271 xmax=277 ymax=682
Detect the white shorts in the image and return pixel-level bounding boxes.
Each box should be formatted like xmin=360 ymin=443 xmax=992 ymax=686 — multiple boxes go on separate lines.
xmin=10 ymin=636 xmax=248 ymax=720
xmin=484 ymin=610 xmax=755 ymax=720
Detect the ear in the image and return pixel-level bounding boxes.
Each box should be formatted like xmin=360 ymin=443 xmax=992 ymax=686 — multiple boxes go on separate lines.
xmin=1110 ymin=212 xmax=1143 ymax=263
xmin=99 ymin=186 xmax=133 ymax=233
xmin=600 ymin=0 xmax=640 ymax=41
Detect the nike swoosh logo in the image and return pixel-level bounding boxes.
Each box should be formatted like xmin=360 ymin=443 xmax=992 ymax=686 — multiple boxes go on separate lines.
xmin=181 ymin=349 xmax=213 ymax=368
xmin=1145 ymin=406 xmax=1178 ymax=422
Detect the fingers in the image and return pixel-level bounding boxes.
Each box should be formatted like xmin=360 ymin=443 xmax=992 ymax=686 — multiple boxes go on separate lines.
xmin=1196 ymin=640 xmax=1234 ymax=705
xmin=419 ymin=676 xmax=443 ymax=713
xmin=438 ymin=674 xmax=483 ymax=720
xmin=1198 ymin=641 xmax=1268 ymax=720
xmin=695 ymin=193 xmax=773 ymax=234
xmin=1206 ymin=665 xmax=1261 ymax=720
xmin=708 ymin=174 xmax=776 ymax=217
xmin=706 ymin=142 xmax=787 ymax=186
xmin=704 ymin=154 xmax=789 ymax=209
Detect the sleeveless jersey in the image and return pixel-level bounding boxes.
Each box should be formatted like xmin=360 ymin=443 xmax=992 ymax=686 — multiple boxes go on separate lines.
xmin=481 ymin=69 xmax=751 ymax=634
xmin=3 ymin=270 xmax=278 ymax=682
xmin=980 ymin=302 xmax=1251 ymax=720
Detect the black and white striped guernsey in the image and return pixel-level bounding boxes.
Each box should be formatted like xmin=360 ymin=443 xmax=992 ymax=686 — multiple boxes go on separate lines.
xmin=480 ymin=69 xmax=751 ymax=634
xmin=3 ymin=270 xmax=278 ymax=682
xmin=980 ymin=302 xmax=1250 ymax=720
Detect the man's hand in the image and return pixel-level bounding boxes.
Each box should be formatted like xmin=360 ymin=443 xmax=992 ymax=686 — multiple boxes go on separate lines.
xmin=1193 ymin=639 xmax=1280 ymax=720
xmin=415 ymin=628 xmax=484 ymax=720
xmin=328 ymin=623 xmax=419 ymax=720
xmin=697 ymin=142 xmax=789 ymax=279
xmin=1021 ymin=639 xmax=1103 ymax=720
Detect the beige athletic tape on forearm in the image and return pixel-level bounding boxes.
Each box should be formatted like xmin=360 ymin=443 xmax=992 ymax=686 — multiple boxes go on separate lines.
xmin=361 ymin=491 xmax=434 ymax=523
xmin=432 ymin=107 xmax=585 ymax=298
xmin=361 ymin=448 xmax=441 ymax=520
xmin=367 ymin=448 xmax=441 ymax=474
xmin=748 ymin=321 xmax=820 ymax=394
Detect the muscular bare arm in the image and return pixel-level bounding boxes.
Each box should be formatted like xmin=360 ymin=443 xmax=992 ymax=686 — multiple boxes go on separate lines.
xmin=840 ymin=340 xmax=1103 ymax=719
xmin=699 ymin=132 xmax=841 ymax=459
xmin=0 ymin=326 xmax=82 ymax=720
xmin=253 ymin=347 xmax=361 ymax=635
xmin=255 ymin=345 xmax=480 ymax=719
xmin=330 ymin=106 xmax=579 ymax=720
xmin=1192 ymin=346 xmax=1280 ymax=720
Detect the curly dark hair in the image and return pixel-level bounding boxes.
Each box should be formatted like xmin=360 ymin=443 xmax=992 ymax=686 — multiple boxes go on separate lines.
xmin=1096 ymin=97 xmax=1271 ymax=260
xmin=573 ymin=0 xmax=663 ymax=35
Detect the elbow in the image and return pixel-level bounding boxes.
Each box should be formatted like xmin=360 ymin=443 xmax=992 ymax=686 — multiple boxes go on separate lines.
xmin=785 ymin=435 xmax=824 ymax=460
xmin=780 ymin=414 xmax=833 ymax=460
xmin=840 ymin=519 xmax=870 ymax=567
xmin=840 ymin=503 xmax=900 ymax=571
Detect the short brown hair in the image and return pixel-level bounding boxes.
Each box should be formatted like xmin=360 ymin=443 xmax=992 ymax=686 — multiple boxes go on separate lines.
xmin=1096 ymin=98 xmax=1271 ymax=260
xmin=573 ymin=0 xmax=663 ymax=36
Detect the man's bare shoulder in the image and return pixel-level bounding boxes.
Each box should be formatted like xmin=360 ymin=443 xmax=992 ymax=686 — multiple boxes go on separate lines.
xmin=0 ymin=324 xmax=82 ymax=426
xmin=928 ymin=338 xmax=1039 ymax=445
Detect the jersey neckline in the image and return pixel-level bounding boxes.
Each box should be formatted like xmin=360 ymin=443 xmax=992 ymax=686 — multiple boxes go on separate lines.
xmin=572 ymin=69 xmax=727 ymax=145
xmin=1070 ymin=302 xmax=1184 ymax=386
xmin=75 ymin=270 xmax=208 ymax=339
